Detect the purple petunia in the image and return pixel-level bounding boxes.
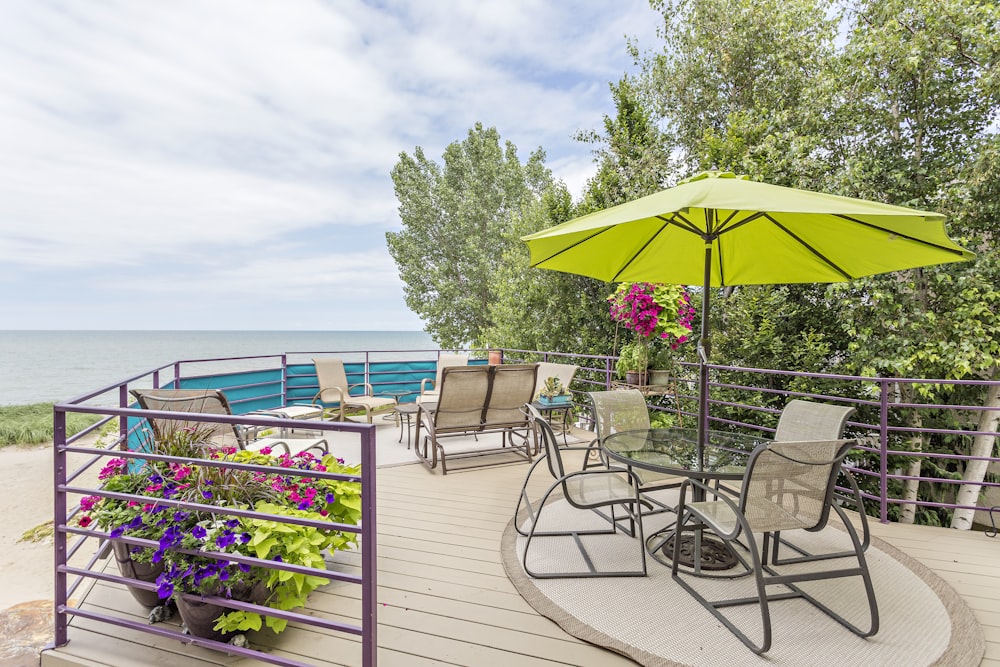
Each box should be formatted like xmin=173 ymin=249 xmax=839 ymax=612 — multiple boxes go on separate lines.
xmin=191 ymin=525 xmax=207 ymax=540
xmin=215 ymin=531 xmax=237 ymax=549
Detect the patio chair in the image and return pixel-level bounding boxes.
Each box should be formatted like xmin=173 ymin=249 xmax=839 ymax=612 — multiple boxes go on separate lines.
xmin=130 ymin=388 xmax=328 ymax=456
xmin=588 ymin=389 xmax=680 ymax=512
xmin=533 ymin=362 xmax=579 ymax=399
xmin=671 ymin=438 xmax=878 ymax=654
xmin=312 ymin=357 xmax=396 ymax=423
xmin=515 ymin=403 xmax=647 ymax=578
xmin=774 ymin=399 xmax=855 ymax=441
xmin=417 ymin=352 xmax=469 ymax=404
xmin=771 ymin=399 xmax=870 ymax=559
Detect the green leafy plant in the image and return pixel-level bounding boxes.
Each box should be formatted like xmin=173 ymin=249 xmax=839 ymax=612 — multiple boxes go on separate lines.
xmin=80 ymin=429 xmax=362 ymax=636
xmin=615 ymin=341 xmax=652 ymax=379
xmin=537 ymin=376 xmax=571 ymax=400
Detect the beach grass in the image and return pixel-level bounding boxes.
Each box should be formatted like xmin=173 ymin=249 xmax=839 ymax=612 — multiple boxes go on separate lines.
xmin=0 ymin=403 xmax=103 ymax=447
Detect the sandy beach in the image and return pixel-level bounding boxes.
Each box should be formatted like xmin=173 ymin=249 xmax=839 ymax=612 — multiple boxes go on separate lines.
xmin=0 ymin=439 xmax=103 ymax=667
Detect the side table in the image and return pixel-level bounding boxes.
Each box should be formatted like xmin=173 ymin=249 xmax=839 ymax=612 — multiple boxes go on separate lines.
xmin=529 ymin=400 xmax=574 ymax=445
xmin=393 ymin=402 xmax=421 ymax=448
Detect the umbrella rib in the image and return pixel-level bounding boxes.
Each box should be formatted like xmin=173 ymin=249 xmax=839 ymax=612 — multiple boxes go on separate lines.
xmin=834 ymin=214 xmax=971 ymax=257
xmin=765 ymin=214 xmax=854 ymax=280
xmin=611 ymin=218 xmax=673 ymax=282
xmin=527 ymin=227 xmax=612 ymax=267
xmin=656 ymin=213 xmax=704 ymax=237
xmin=717 ymin=210 xmax=766 ymax=234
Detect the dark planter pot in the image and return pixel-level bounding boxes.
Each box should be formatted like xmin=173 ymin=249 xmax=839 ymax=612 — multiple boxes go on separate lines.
xmin=175 ymin=581 xmax=269 ymax=641
xmin=624 ymin=371 xmax=648 ymax=386
xmin=112 ymin=540 xmax=165 ymax=608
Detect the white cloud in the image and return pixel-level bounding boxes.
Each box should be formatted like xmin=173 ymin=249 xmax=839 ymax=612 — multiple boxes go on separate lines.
xmin=0 ymin=0 xmax=660 ymax=329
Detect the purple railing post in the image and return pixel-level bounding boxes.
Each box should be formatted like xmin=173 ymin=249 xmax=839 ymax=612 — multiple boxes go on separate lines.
xmin=879 ymin=378 xmax=890 ymax=523
xmin=360 ymin=424 xmax=378 ymax=667
xmin=53 ymin=406 xmax=69 ymax=646
xmin=605 ymin=357 xmax=613 ymax=390
xmin=173 ymin=362 xmax=181 ymax=388
xmin=120 ymin=384 xmax=128 ymax=443
xmin=152 ymin=369 xmax=160 ymax=388
xmin=281 ymin=354 xmax=288 ymax=406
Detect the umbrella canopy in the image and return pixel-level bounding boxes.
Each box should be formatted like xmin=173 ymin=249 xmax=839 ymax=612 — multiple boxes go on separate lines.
xmin=522 ymin=171 xmax=975 ymax=456
xmin=524 ymin=172 xmax=973 ymax=286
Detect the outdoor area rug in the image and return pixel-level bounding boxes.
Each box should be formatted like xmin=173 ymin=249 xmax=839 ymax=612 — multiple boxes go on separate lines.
xmin=501 ymin=491 xmax=984 ymax=666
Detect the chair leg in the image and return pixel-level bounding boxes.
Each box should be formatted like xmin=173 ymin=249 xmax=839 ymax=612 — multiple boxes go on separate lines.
xmin=671 ymin=509 xmax=773 ymax=654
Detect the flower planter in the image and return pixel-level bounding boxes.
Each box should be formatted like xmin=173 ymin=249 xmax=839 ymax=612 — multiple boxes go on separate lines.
xmin=111 ymin=540 xmax=165 ymax=608
xmin=537 ymin=395 xmax=571 ymax=406
xmin=176 ymin=581 xmax=269 ymax=641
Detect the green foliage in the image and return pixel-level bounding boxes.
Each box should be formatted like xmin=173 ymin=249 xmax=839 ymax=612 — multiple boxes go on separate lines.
xmin=615 ymin=341 xmax=651 ymax=378
xmin=387 ymin=123 xmax=552 ymax=347
xmin=82 ymin=443 xmax=362 ymax=635
xmin=648 ymin=410 xmax=678 ymax=429
xmin=0 ymin=403 xmax=103 ymax=446
xmin=641 ymin=0 xmax=838 ymax=179
xmin=537 ymin=376 xmax=571 ymax=400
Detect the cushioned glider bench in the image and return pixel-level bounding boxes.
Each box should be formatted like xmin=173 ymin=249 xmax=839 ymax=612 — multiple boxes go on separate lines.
xmin=414 ymin=364 xmax=538 ymax=474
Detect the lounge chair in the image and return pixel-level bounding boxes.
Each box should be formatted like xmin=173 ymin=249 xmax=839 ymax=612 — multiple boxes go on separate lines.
xmin=533 ymin=362 xmax=579 ymax=400
xmin=312 ymin=357 xmax=396 ymax=423
xmin=130 ymin=388 xmax=329 ymax=456
xmin=515 ymin=404 xmax=647 ymax=578
xmin=671 ymin=438 xmax=878 ymax=654
xmin=417 ymin=352 xmax=469 ymax=404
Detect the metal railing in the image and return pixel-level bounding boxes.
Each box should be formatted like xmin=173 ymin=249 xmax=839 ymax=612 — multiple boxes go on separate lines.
xmin=51 ymin=359 xmax=378 ymax=667
xmin=50 ymin=347 xmax=1000 ymax=664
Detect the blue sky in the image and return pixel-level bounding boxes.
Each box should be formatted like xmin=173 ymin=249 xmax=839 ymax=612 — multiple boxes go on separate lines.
xmin=0 ymin=1 xmax=659 ymax=331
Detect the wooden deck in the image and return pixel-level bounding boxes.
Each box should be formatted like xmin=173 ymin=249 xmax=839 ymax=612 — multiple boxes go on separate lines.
xmin=43 ymin=456 xmax=1000 ymax=667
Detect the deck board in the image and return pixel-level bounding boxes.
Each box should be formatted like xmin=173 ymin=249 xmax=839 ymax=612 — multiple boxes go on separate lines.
xmin=43 ymin=456 xmax=1000 ymax=667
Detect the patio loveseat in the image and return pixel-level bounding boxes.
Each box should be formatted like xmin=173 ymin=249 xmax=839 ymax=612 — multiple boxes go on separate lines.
xmin=414 ymin=363 xmax=538 ymax=474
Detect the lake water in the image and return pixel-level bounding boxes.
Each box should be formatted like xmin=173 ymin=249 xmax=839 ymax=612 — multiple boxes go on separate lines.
xmin=0 ymin=330 xmax=436 ymax=406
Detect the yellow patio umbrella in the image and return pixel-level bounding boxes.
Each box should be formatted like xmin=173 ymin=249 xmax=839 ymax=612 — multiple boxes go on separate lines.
xmin=522 ymin=171 xmax=975 ymax=458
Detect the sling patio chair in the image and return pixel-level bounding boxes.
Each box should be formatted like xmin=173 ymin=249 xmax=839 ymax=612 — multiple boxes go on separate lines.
xmin=417 ymin=352 xmax=469 ymax=404
xmin=312 ymin=357 xmax=397 ymax=423
xmin=671 ymin=438 xmax=878 ymax=654
xmin=514 ymin=403 xmax=647 ymax=579
xmin=770 ymin=398 xmax=870 ymax=561
xmin=587 ymin=389 xmax=680 ymax=514
xmin=130 ymin=388 xmax=329 ymax=456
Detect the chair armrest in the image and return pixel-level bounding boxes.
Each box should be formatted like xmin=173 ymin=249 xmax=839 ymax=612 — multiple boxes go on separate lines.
xmin=420 ymin=378 xmax=435 ymax=394
xmin=313 ymin=386 xmax=346 ymax=404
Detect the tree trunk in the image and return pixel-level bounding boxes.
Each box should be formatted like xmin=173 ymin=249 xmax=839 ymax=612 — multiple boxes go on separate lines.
xmin=898 ymin=384 xmax=925 ymax=525
xmin=951 ymin=377 xmax=1000 ymax=530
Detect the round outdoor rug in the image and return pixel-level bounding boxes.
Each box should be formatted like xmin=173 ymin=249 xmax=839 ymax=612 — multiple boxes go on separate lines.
xmin=502 ymin=494 xmax=984 ymax=667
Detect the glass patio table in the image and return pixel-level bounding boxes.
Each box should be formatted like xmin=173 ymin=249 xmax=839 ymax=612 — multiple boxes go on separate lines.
xmin=602 ymin=427 xmax=766 ymax=572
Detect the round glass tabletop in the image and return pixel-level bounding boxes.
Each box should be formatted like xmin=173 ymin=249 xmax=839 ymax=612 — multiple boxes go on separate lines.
xmin=602 ymin=427 xmax=766 ymax=480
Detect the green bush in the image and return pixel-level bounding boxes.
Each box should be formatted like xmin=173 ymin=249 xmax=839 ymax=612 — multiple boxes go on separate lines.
xmin=0 ymin=403 xmax=103 ymax=446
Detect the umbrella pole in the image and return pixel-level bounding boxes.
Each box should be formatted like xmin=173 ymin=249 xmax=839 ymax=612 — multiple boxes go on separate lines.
xmin=696 ymin=241 xmax=712 ymax=469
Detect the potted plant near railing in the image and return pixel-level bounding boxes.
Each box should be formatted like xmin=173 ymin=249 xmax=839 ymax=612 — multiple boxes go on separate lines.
xmin=614 ymin=341 xmax=651 ymax=386
xmin=536 ymin=376 xmax=572 ymax=405
xmin=608 ymin=282 xmax=695 ymax=386
xmin=80 ymin=429 xmax=362 ymax=642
